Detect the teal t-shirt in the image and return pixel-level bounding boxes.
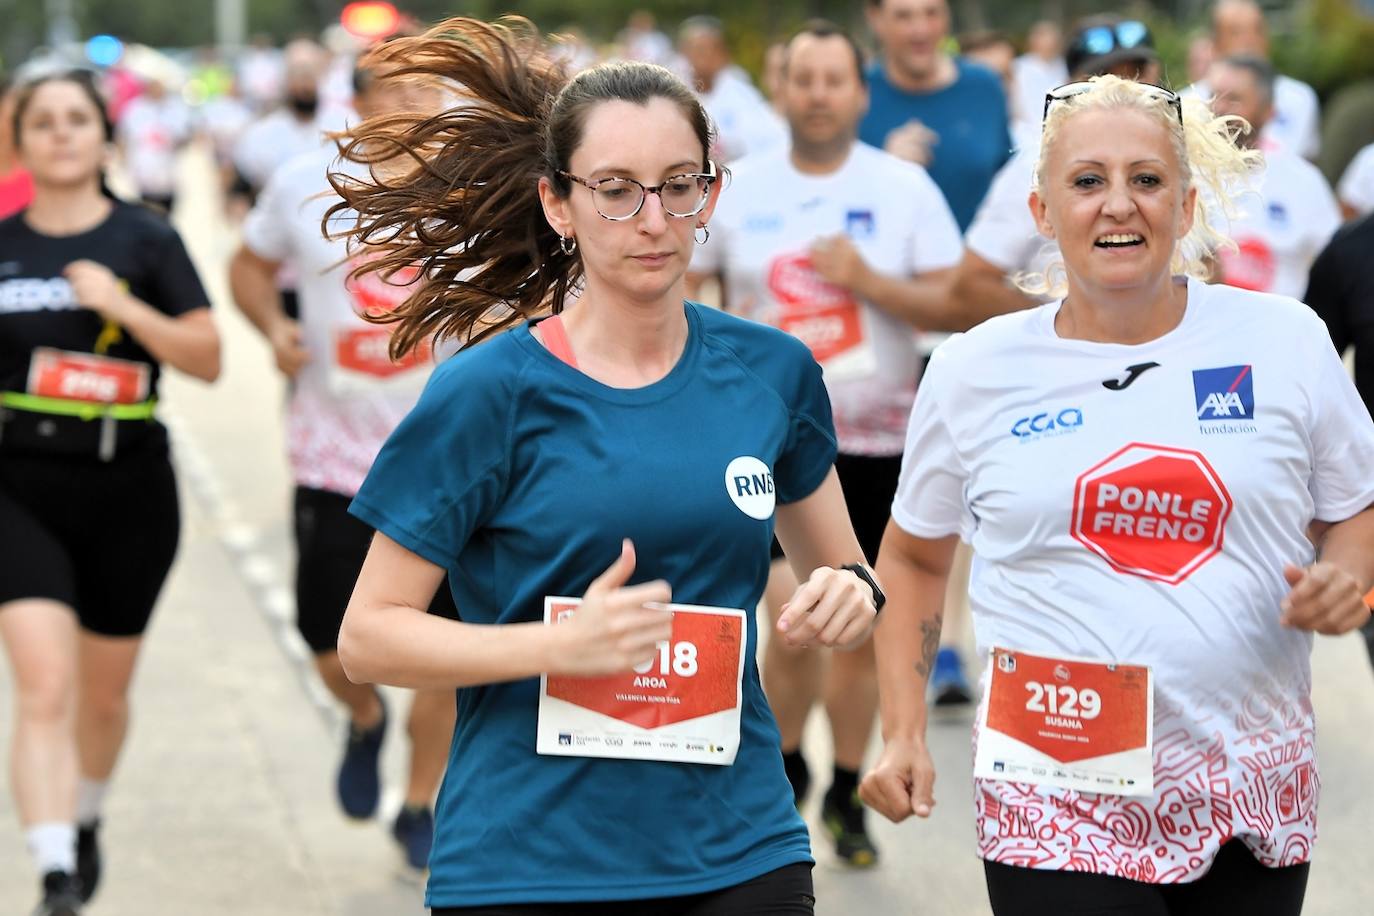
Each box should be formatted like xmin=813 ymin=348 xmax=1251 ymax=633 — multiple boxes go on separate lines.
xmin=350 ymin=302 xmax=836 ymax=906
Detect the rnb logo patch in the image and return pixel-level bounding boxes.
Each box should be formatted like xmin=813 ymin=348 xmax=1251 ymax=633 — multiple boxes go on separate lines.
xmin=1193 ymin=365 xmax=1254 ymax=421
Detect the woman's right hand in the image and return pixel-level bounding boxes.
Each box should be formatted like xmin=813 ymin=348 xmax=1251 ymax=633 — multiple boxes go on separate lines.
xmin=550 ymin=539 xmax=674 ymax=677
xmin=859 ymin=735 xmax=937 ymax=824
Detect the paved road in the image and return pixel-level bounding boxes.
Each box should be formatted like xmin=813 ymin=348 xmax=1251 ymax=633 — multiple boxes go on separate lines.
xmin=2 ymin=147 xmax=1373 ymax=915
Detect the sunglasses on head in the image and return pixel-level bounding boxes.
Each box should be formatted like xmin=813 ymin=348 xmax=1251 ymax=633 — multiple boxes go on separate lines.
xmin=1043 ymin=80 xmax=1184 ymax=127
xmin=1070 ymin=20 xmax=1152 ymax=61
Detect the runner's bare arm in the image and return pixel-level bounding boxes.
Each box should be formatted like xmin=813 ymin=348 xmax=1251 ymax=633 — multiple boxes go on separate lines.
xmin=227 ymin=245 xmax=285 ymax=336
xmin=227 ymin=245 xmax=310 ymax=377
xmin=947 ymin=249 xmax=1036 ymax=331
xmin=859 ymin=524 xmax=958 ymax=823
xmin=63 ymin=260 xmax=220 ymax=382
xmin=1282 ymin=506 xmax=1374 ymax=635
xmin=339 ymin=534 xmax=673 ymax=690
xmin=773 ymin=468 xmax=879 ymax=650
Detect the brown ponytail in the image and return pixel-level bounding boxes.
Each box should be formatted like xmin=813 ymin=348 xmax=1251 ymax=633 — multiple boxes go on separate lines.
xmin=326 ymin=16 xmax=713 ymax=359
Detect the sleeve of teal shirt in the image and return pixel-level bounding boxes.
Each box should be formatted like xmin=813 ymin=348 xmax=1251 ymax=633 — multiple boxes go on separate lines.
xmin=774 ymin=347 xmax=838 ymax=505
xmin=349 ymin=346 xmax=513 ymax=568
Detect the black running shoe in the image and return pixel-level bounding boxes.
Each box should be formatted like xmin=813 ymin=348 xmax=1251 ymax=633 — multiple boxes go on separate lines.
xmin=821 ymin=789 xmax=879 ymax=868
xmin=75 ymin=821 xmax=101 ymax=903
xmin=337 ymin=696 xmax=387 ymax=819
xmin=392 ymin=805 xmax=435 ymax=871
xmin=33 ymin=871 xmax=82 ymax=916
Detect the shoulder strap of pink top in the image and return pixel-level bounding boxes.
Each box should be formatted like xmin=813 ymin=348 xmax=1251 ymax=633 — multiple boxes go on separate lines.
xmin=539 ymin=314 xmax=579 ymax=369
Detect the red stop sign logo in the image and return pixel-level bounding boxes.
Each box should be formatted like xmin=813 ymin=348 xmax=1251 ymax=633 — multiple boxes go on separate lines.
xmin=1071 ymin=443 xmax=1232 ymax=585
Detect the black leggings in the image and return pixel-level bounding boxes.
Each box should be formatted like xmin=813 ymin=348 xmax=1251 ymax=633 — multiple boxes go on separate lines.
xmin=983 ymin=841 xmax=1309 ymax=916
xmin=433 ymin=863 xmax=814 ymax=916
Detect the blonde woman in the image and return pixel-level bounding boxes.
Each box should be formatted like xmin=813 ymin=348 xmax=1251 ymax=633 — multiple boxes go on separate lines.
xmin=862 ymin=75 xmax=1374 ymax=914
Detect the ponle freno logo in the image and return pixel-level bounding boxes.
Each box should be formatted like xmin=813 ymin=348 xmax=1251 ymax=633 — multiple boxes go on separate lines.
xmin=725 ymin=456 xmax=775 ymax=520
xmin=1071 ymin=443 xmax=1232 ymax=585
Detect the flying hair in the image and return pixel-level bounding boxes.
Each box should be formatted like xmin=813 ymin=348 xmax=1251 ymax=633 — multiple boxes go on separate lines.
xmin=325 ymin=16 xmax=713 ymax=359
xmin=1016 ymin=74 xmax=1263 ymax=298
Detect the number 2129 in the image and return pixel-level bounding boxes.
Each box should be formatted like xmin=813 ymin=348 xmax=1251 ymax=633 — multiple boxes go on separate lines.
xmin=1025 ymin=682 xmax=1101 ymax=719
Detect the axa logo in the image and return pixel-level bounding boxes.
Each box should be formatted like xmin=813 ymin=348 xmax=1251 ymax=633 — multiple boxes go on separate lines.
xmin=1011 ymin=407 xmax=1084 ymax=440
xmin=725 ymin=456 xmax=775 ymax=520
xmin=1193 ymin=365 xmax=1254 ymax=421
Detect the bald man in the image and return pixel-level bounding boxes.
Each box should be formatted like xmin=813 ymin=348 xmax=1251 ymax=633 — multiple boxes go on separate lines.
xmin=1187 ymin=0 xmax=1320 ymax=159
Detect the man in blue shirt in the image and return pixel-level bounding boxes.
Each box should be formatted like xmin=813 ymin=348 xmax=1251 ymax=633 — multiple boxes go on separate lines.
xmin=860 ymin=0 xmax=1012 ymax=231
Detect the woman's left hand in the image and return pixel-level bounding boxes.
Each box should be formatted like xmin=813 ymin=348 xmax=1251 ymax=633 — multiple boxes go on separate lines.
xmin=1280 ymin=562 xmax=1371 ymax=635
xmin=65 ymin=260 xmax=133 ymax=324
xmin=776 ymin=566 xmax=877 ymax=650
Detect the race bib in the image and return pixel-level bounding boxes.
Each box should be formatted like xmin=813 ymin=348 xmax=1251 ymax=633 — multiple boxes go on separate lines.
xmin=766 ymin=252 xmax=877 ymax=382
xmin=974 ymin=647 xmax=1154 ymax=796
xmin=327 ymin=325 xmax=431 ymax=395
xmin=26 ymin=348 xmax=150 ymax=405
xmin=537 ymin=597 xmax=746 ymax=766
xmin=1218 ymin=236 xmax=1276 ymax=292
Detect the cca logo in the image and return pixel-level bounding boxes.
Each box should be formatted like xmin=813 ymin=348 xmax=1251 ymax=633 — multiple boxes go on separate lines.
xmin=725 ymin=456 xmax=775 ymax=520
xmin=1012 ymin=408 xmax=1084 ymax=439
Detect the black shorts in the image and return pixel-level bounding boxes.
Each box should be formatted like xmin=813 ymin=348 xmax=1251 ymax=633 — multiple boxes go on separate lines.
xmin=432 ymin=862 xmax=814 ymax=916
xmin=0 ymin=443 xmax=180 ymax=637
xmin=770 ymin=452 xmax=902 ymax=565
xmin=294 ymin=485 xmax=458 ymax=654
xmin=982 ymin=841 xmax=1310 ymax=916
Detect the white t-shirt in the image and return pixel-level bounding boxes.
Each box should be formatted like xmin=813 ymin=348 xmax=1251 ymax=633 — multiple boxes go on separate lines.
xmin=117 ymin=95 xmax=191 ymax=196
xmin=893 ymin=277 xmax=1374 ymax=881
xmin=1216 ymin=148 xmax=1340 ymax=300
xmin=1187 ymin=74 xmax=1321 ymax=159
xmin=964 ymin=139 xmax=1055 ymax=281
xmin=198 ymin=95 xmax=253 ymax=165
xmin=696 ymin=142 xmax=962 ymax=456
xmin=232 ymin=107 xmax=346 ymax=191
xmin=1337 ymin=142 xmax=1374 ymax=216
xmin=700 ymin=68 xmax=787 ymax=163
xmin=241 ymin=147 xmax=432 ymax=497
xmin=1011 ymin=54 xmax=1067 ymax=136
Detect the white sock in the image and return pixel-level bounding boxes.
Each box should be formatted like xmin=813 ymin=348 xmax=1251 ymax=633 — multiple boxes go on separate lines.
xmin=76 ymin=777 xmax=109 ymax=826
xmin=26 ymin=822 xmax=76 ymax=875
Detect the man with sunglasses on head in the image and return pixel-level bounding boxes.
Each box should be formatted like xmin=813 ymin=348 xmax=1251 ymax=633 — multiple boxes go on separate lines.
xmin=688 ymin=20 xmax=961 ymax=869
xmin=948 ymin=15 xmax=1163 ymax=328
xmin=1187 ymin=0 xmax=1320 ymax=160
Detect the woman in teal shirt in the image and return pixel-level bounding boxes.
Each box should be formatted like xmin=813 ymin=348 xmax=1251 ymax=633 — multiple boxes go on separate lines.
xmin=332 ymin=18 xmax=883 ymax=914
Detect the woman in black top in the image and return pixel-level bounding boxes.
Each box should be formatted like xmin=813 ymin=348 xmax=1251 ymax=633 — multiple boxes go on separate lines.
xmin=0 ymin=70 xmax=219 ymax=915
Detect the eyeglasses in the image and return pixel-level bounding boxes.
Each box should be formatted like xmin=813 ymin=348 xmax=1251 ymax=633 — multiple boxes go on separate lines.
xmin=1066 ymin=20 xmax=1153 ymax=68
xmin=1043 ymin=81 xmax=1184 ymax=127
xmin=557 ymin=161 xmax=717 ymax=221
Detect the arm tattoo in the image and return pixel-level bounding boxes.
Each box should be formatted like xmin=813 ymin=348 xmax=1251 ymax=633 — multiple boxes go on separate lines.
xmin=913 ymin=612 xmax=944 ymax=679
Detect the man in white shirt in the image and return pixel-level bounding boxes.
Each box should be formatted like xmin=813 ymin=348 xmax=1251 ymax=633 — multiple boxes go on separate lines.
xmin=677 ymin=15 xmax=786 ymax=162
xmin=117 ymin=79 xmax=191 ymax=214
xmin=228 ymin=62 xmax=455 ymax=872
xmin=1188 ymin=0 xmax=1320 ymax=159
xmin=688 ymin=21 xmax=961 ymax=868
xmin=232 ymin=40 xmax=345 ymax=197
xmin=1207 ymin=56 xmax=1340 ymax=301
xmin=1011 ymin=21 xmax=1068 ymax=138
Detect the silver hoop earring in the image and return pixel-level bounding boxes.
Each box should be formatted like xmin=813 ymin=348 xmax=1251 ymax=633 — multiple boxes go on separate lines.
xmin=559 ymin=235 xmax=577 ymax=255
xmin=694 ymin=225 xmax=710 ymax=245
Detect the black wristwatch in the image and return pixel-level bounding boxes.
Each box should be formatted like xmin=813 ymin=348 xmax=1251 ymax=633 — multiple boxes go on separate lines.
xmin=840 ymin=563 xmax=886 ymax=615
